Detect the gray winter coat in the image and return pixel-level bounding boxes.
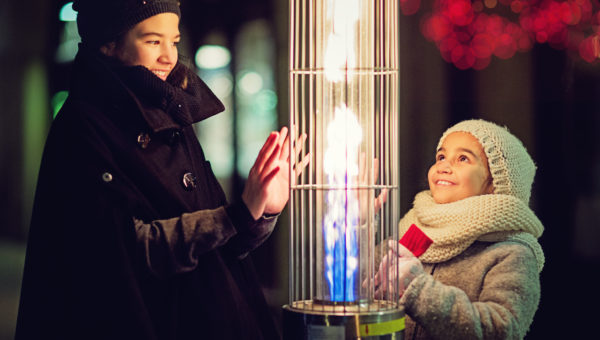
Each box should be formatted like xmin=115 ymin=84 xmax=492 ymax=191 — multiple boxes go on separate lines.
xmin=400 ymin=240 xmax=540 ymax=340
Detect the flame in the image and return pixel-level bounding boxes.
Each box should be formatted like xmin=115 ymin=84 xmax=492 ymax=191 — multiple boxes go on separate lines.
xmin=322 ymin=105 xmax=362 ymax=302
xmin=323 ymin=0 xmax=360 ymax=82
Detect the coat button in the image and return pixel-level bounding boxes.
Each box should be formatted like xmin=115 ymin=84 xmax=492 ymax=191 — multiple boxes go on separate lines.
xmin=137 ymin=132 xmax=151 ymax=149
xmin=182 ymin=172 xmax=197 ymax=190
xmin=102 ymin=172 xmax=113 ymax=183
xmin=168 ymin=130 xmax=181 ymax=145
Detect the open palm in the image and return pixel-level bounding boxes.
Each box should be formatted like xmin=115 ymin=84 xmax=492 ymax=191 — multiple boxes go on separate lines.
xmin=242 ymin=127 xmax=309 ymax=219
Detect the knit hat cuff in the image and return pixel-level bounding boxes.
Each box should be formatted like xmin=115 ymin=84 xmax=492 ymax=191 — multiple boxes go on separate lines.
xmin=126 ymin=2 xmax=181 ymax=31
xmin=75 ymin=0 xmax=181 ymax=48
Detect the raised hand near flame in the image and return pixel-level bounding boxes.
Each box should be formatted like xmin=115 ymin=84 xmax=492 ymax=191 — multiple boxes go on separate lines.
xmin=242 ymin=126 xmax=309 ymax=220
xmin=358 ymin=153 xmax=388 ymax=224
xmin=373 ymin=240 xmax=424 ymax=299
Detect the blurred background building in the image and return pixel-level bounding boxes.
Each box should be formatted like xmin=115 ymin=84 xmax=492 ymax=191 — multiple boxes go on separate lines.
xmin=1 ymin=0 xmax=599 ymax=339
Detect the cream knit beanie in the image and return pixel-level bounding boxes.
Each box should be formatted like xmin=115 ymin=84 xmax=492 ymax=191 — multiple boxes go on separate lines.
xmin=437 ymin=119 xmax=536 ymax=205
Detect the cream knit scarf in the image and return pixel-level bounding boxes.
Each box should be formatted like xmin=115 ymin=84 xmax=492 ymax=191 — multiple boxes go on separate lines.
xmin=399 ymin=191 xmax=545 ymax=272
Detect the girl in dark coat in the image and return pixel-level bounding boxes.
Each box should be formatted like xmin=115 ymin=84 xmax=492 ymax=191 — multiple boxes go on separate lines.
xmin=15 ymin=1 xmax=306 ymax=339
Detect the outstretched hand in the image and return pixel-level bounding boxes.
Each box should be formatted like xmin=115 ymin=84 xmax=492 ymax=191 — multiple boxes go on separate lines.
xmin=372 ymin=240 xmax=424 ymax=299
xmin=358 ymin=153 xmax=388 ymax=224
xmin=242 ymin=126 xmax=309 ymax=220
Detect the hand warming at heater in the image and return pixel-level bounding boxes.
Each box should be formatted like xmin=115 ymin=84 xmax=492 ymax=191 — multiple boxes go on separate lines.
xmin=357 ymin=153 xmax=388 ymax=224
xmin=373 ymin=224 xmax=432 ymax=299
xmin=373 ymin=240 xmax=424 ymax=299
xmin=242 ymin=126 xmax=309 ymax=220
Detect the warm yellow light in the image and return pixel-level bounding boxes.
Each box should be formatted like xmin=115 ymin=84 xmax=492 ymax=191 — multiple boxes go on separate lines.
xmin=323 ymin=0 xmax=360 ymax=82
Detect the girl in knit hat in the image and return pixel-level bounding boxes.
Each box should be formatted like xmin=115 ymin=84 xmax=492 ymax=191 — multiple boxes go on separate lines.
xmin=16 ymin=1 xmax=307 ymax=339
xmin=375 ymin=119 xmax=544 ymax=339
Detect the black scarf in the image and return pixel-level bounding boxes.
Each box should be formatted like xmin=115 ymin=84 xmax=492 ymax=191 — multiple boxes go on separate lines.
xmin=98 ymin=51 xmax=224 ymax=129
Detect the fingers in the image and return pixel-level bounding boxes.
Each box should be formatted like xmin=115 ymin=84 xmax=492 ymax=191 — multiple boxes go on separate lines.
xmin=294 ymin=152 xmax=310 ymax=177
xmin=297 ymin=134 xmax=308 ymax=161
xmin=253 ymin=132 xmax=280 ymax=174
xmin=278 ymin=127 xmax=290 ymax=160
xmin=374 ymin=188 xmax=388 ymax=212
xmin=292 ymin=132 xmax=309 ymax=177
xmin=278 ymin=126 xmax=288 ymax=146
xmin=359 ymin=152 xmax=367 ymax=183
xmin=396 ymin=243 xmax=416 ymax=258
xmin=387 ymin=240 xmax=399 ymax=256
xmin=292 ymin=133 xmax=307 ymax=161
xmin=261 ymin=165 xmax=281 ymax=188
xmin=260 ymin=142 xmax=282 ymax=181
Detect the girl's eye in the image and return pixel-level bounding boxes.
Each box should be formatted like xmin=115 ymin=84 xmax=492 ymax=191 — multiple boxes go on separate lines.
xmin=458 ymin=155 xmax=469 ymax=162
xmin=147 ymin=40 xmax=160 ymax=45
xmin=436 ymin=154 xmax=445 ymax=162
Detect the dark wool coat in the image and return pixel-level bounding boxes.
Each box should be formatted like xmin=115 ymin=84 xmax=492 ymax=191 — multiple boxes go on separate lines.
xmin=16 ymin=47 xmax=279 ymax=340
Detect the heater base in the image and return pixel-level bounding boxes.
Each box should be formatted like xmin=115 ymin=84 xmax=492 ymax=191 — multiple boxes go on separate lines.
xmin=282 ymin=300 xmax=404 ymax=340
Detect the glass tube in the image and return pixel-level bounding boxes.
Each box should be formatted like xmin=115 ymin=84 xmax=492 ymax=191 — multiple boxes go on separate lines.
xmin=289 ymin=0 xmax=399 ymax=312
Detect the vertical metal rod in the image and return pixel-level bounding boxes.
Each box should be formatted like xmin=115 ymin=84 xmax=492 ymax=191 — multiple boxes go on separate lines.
xmin=307 ymin=0 xmax=314 ymax=308
xmin=288 ymin=0 xmax=295 ymax=306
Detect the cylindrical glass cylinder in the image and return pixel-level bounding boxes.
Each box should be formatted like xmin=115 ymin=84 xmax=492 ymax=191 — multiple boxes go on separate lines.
xmin=289 ymin=0 xmax=399 ymax=312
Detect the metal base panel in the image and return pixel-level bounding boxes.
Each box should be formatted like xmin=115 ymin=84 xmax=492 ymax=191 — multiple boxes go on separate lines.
xmin=282 ymin=301 xmax=404 ymax=340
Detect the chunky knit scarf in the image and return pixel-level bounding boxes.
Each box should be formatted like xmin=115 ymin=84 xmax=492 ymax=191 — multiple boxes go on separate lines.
xmin=399 ymin=191 xmax=545 ymax=272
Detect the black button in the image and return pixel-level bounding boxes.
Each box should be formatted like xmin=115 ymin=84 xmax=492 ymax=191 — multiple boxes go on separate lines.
xmin=168 ymin=130 xmax=181 ymax=145
xmin=182 ymin=172 xmax=197 ymax=190
xmin=137 ymin=132 xmax=151 ymax=149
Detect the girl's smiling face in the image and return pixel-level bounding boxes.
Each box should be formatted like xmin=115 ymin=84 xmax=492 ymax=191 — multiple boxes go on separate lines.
xmin=428 ymin=132 xmax=494 ymax=204
xmin=102 ymin=13 xmax=180 ymax=81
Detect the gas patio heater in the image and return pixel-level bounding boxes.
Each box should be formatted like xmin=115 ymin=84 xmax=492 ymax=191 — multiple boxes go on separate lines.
xmin=283 ymin=0 xmax=403 ymax=338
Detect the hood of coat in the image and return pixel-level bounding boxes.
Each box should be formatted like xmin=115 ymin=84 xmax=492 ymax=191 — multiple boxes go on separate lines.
xmin=68 ymin=45 xmax=225 ymax=132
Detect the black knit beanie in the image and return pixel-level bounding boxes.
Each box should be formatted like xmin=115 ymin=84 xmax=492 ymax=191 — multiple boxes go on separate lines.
xmin=73 ymin=0 xmax=181 ymax=49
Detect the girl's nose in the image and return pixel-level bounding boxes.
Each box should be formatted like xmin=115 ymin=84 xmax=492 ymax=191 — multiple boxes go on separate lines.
xmin=159 ymin=45 xmax=177 ymax=65
xmin=437 ymin=161 xmax=451 ymax=174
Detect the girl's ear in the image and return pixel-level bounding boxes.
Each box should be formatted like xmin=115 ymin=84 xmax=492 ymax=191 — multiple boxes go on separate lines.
xmin=100 ymin=42 xmax=117 ymax=57
xmin=485 ymin=176 xmax=495 ymax=194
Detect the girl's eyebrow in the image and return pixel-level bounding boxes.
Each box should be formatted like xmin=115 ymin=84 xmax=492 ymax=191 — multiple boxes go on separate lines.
xmin=437 ymin=147 xmax=479 ymax=159
xmin=457 ymin=147 xmax=479 ymax=159
xmin=139 ymin=32 xmax=181 ymax=39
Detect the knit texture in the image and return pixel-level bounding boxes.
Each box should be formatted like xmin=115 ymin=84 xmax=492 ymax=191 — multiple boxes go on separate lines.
xmin=73 ymin=0 xmax=181 ymax=48
xmin=399 ymin=191 xmax=545 ymax=272
xmin=437 ymin=119 xmax=536 ymax=204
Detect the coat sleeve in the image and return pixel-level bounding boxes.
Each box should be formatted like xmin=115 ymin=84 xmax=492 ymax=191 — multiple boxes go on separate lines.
xmin=399 ymin=243 xmax=540 ymax=340
xmin=133 ymin=200 xmax=278 ymax=276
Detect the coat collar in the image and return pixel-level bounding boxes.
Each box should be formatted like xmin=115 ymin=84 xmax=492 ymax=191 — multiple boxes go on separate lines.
xmin=70 ymin=46 xmax=225 ymax=132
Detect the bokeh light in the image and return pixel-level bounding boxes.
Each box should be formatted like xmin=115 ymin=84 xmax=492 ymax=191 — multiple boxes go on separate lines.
xmin=417 ymin=0 xmax=600 ymax=69
xmin=237 ymin=71 xmax=263 ymax=95
xmin=194 ymin=45 xmax=231 ymax=70
xmin=59 ymin=2 xmax=77 ymax=22
xmin=51 ymin=91 xmax=69 ymax=119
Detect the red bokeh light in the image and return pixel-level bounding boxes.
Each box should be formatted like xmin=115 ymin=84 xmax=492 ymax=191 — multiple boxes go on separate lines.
xmin=401 ymin=0 xmax=422 ymax=16
xmin=471 ymin=33 xmax=495 ymax=58
xmin=417 ymin=0 xmax=600 ymax=69
xmin=579 ymin=34 xmax=600 ymax=62
xmin=451 ymin=44 xmax=477 ymax=69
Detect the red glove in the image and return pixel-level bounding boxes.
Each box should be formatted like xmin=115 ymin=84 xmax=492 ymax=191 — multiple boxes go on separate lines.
xmin=399 ymin=224 xmax=433 ymax=257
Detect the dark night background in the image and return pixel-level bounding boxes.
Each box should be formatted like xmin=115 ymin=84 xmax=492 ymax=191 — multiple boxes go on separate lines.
xmin=1 ymin=0 xmax=599 ymax=339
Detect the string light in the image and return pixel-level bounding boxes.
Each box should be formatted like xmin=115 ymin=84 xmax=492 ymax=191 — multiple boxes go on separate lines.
xmin=412 ymin=0 xmax=600 ymax=69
